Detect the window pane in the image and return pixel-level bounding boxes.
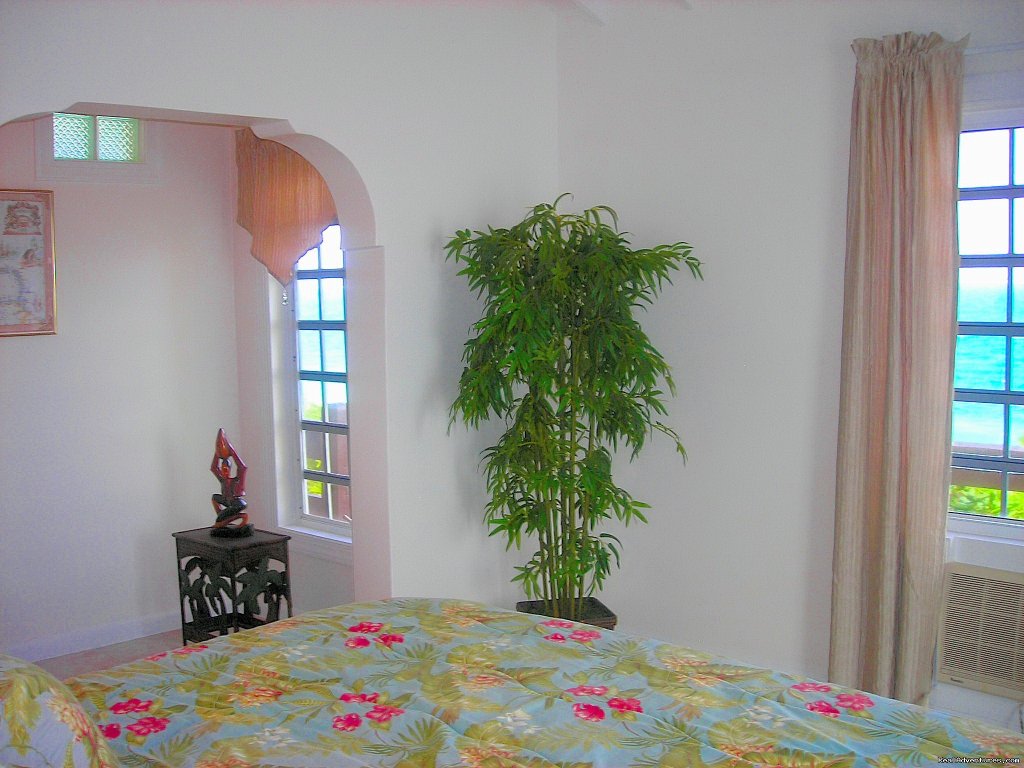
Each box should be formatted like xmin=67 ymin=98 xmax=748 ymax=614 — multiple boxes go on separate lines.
xmin=303 ymin=429 xmax=326 ymax=473
xmin=305 ymin=479 xmax=328 ymax=518
xmin=53 ymin=113 xmax=93 ymax=160
xmin=300 ymin=380 xmax=324 ymax=422
xmin=949 ymin=467 xmax=1002 ymax=516
xmin=296 ymin=247 xmax=318 ymax=271
xmin=958 ymin=267 xmax=1007 ymax=322
xmin=950 ymin=468 xmax=999 ymax=518
xmin=1015 ymin=198 xmax=1024 ymax=255
xmin=1010 ymin=405 xmax=1024 ymax=459
xmin=96 ymin=116 xmax=138 ymax=162
xmin=1011 ymin=338 xmax=1024 ymax=391
xmin=298 ymin=330 xmax=322 ymax=372
xmin=325 ymin=382 xmax=348 ymax=426
xmin=958 ymin=199 xmax=1009 ymax=255
xmin=1015 ymin=128 xmax=1024 ymax=185
xmin=296 ymin=278 xmax=320 ymax=321
xmin=321 ymin=278 xmax=345 ymax=321
xmin=951 ymin=400 xmax=1004 ymax=456
xmin=322 ymin=330 xmax=347 ymax=373
xmin=329 ymin=483 xmax=352 ymax=523
xmin=321 ymin=225 xmax=343 ymax=269
xmin=958 ymin=129 xmax=1010 ymax=188
xmin=328 ymin=432 xmax=350 ymax=476
xmin=1009 ymin=472 xmax=1024 ymax=519
xmin=1013 ymin=268 xmax=1024 ymax=323
xmin=954 ymin=335 xmax=1006 ymax=390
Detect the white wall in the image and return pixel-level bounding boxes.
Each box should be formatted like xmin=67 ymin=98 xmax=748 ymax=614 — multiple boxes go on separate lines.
xmin=0 ymin=0 xmax=559 ymax=650
xmin=1 ymin=1 xmax=1021 ymax=730
xmin=556 ymin=0 xmax=1024 ymax=691
xmin=0 ymin=118 xmax=241 ymax=657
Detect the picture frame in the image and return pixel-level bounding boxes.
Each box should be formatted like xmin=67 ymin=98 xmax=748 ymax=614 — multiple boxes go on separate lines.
xmin=0 ymin=189 xmax=56 ymax=337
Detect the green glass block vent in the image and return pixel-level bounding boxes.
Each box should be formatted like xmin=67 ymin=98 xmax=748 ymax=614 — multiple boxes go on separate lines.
xmin=97 ymin=116 xmax=139 ymax=162
xmin=52 ymin=113 xmax=140 ymax=162
xmin=53 ymin=113 xmax=93 ymax=160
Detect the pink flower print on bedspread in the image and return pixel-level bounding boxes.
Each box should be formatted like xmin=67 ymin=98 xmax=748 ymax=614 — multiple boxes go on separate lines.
xmin=348 ymin=622 xmax=383 ymax=633
xmin=365 ymin=704 xmax=405 ymax=723
xmin=332 ymin=713 xmax=362 ymax=732
xmin=805 ymin=700 xmax=841 ymax=718
xmin=110 ymin=698 xmax=153 ymax=714
xmin=572 ymin=703 xmax=606 ymax=722
xmin=566 ymin=685 xmax=608 ymax=697
xmin=835 ymin=693 xmax=874 ymax=711
xmin=126 ymin=717 xmax=170 ymax=736
xmin=791 ymin=682 xmax=832 ymax=693
xmin=608 ymin=697 xmax=643 ymax=713
xmin=339 ymin=692 xmax=379 ymax=704
xmin=172 ymin=644 xmax=208 ymax=656
xmin=541 ymin=619 xmax=575 ymax=629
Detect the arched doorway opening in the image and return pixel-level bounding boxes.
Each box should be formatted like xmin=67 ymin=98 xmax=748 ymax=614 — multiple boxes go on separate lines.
xmin=0 ymin=105 xmax=389 ymax=658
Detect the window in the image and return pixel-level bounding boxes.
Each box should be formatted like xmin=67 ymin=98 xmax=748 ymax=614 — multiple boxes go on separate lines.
xmin=52 ymin=113 xmax=140 ymax=162
xmin=950 ymin=126 xmax=1024 ymax=521
xmin=293 ymin=224 xmax=351 ymax=528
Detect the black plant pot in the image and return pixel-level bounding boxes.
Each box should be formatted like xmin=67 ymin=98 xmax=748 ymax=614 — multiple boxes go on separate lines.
xmin=516 ymin=597 xmax=617 ymax=630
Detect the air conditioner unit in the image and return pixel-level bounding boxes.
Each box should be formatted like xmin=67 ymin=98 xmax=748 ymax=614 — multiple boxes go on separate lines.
xmin=937 ymin=562 xmax=1024 ymax=701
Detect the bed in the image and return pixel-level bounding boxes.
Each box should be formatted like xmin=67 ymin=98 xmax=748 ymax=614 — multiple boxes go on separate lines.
xmin=2 ymin=598 xmax=1022 ymax=767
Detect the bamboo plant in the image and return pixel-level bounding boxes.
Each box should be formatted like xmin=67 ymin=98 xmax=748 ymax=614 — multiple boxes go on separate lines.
xmin=447 ymin=196 xmax=702 ymax=621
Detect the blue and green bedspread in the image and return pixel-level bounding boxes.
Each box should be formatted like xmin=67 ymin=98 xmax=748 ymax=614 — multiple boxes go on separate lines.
xmin=66 ymin=598 xmax=1023 ymax=767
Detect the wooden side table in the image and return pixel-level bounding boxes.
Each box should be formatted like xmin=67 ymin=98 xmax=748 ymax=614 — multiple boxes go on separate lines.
xmin=172 ymin=527 xmax=292 ymax=644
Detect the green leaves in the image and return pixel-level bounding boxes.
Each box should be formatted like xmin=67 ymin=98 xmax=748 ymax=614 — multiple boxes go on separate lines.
xmin=448 ymin=195 xmax=701 ymax=620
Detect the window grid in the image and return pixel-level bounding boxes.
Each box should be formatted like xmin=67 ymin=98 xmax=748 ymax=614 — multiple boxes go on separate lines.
xmin=951 ymin=126 xmax=1024 ymax=521
xmin=294 ymin=225 xmax=351 ymax=526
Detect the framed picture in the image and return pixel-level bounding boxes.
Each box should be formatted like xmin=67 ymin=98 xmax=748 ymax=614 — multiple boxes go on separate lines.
xmin=0 ymin=190 xmax=55 ymax=336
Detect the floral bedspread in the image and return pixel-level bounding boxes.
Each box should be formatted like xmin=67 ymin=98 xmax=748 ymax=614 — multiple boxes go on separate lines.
xmin=67 ymin=598 xmax=1023 ymax=767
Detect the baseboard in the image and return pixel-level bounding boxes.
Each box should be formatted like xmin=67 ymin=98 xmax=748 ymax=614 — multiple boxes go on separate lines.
xmin=5 ymin=610 xmax=181 ymax=663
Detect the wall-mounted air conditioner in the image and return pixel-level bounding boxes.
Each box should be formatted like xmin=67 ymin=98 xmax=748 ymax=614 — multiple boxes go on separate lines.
xmin=937 ymin=562 xmax=1024 ymax=701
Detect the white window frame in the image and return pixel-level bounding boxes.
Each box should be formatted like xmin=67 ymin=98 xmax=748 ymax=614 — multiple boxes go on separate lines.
xmin=269 ymin=228 xmax=353 ymax=552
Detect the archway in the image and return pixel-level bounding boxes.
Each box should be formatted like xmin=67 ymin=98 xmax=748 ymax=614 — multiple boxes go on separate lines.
xmin=0 ymin=105 xmax=389 ymax=659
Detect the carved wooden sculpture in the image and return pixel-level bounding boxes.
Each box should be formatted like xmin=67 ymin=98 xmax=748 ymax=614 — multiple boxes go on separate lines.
xmin=210 ymin=428 xmax=254 ymax=538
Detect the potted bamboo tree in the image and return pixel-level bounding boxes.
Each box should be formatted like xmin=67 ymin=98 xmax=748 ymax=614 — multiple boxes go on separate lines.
xmin=447 ymin=195 xmax=701 ymax=626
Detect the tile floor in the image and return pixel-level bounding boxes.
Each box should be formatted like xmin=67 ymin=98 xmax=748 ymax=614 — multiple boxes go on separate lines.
xmin=35 ymin=629 xmax=183 ymax=680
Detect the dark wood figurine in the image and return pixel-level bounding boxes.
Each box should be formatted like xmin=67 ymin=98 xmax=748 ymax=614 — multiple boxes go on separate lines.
xmin=210 ymin=428 xmax=254 ymax=538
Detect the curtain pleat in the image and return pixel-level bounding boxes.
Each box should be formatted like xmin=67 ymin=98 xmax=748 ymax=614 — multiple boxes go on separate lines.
xmin=829 ymin=31 xmax=966 ymax=704
xmin=236 ymin=128 xmax=337 ymax=285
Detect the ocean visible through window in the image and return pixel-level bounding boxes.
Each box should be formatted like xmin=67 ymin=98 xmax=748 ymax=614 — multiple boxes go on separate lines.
xmin=950 ymin=126 xmax=1024 ymax=520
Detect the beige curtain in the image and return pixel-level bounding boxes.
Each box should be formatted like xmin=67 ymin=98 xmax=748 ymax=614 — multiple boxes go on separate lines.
xmin=830 ymin=32 xmax=966 ymax=704
xmin=236 ymin=128 xmax=337 ymax=285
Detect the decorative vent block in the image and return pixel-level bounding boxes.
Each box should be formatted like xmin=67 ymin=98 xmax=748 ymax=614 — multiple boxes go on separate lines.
xmin=52 ymin=113 xmax=140 ymax=163
xmin=97 ymin=116 xmax=139 ymax=162
xmin=938 ymin=562 xmax=1024 ymax=701
xmin=53 ymin=112 xmax=93 ymax=160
